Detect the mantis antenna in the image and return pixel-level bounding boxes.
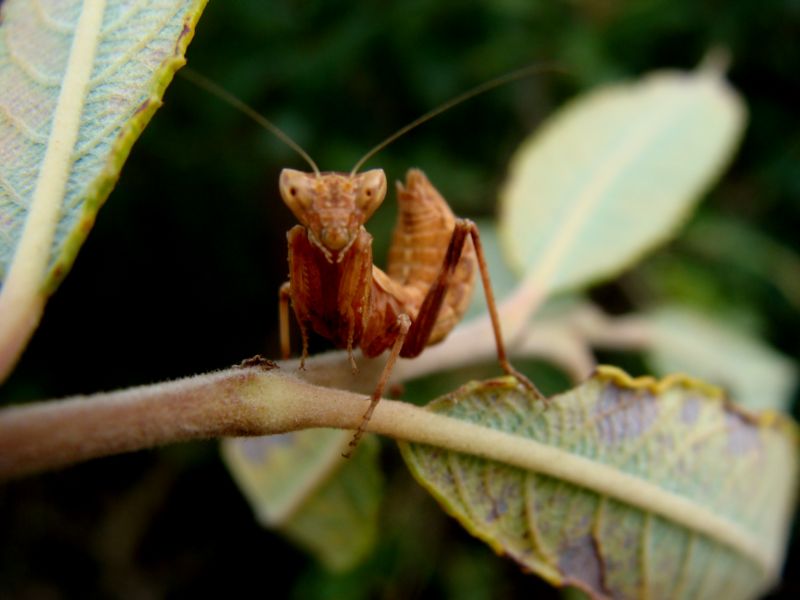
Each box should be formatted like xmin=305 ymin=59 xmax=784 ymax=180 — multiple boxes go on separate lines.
xmin=349 ymin=62 xmax=567 ymax=175
xmin=182 ymin=63 xmax=567 ymax=177
xmin=180 ymin=69 xmax=320 ymax=176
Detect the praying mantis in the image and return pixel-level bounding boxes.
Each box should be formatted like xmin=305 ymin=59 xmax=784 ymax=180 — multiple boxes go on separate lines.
xmin=183 ymin=68 xmax=546 ymax=454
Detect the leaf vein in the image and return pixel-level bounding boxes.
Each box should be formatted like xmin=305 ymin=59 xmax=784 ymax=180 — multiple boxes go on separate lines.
xmin=670 ymin=531 xmax=694 ymax=600
xmin=446 ymin=451 xmax=476 ymax=523
xmin=605 ymin=395 xmax=682 ymax=470
xmin=101 ymin=0 xmax=153 ymax=36
xmin=0 ymin=102 xmax=50 ymax=144
xmin=88 ymin=2 xmax=184 ymax=89
xmin=1 ymin=23 xmax=62 ymax=88
xmin=0 ymin=169 xmax=27 ymax=210
xmin=31 ymin=0 xmax=74 ymax=34
xmin=640 ymin=512 xmax=652 ymax=600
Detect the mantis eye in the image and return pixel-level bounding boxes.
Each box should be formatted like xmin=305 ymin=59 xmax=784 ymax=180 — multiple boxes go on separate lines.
xmin=279 ymin=168 xmax=313 ymax=209
xmin=355 ymin=169 xmax=387 ymax=218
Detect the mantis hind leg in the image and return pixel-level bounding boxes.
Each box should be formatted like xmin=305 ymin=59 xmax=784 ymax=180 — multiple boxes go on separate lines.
xmin=466 ymin=220 xmax=543 ymax=398
xmin=402 ymin=219 xmax=543 ymax=398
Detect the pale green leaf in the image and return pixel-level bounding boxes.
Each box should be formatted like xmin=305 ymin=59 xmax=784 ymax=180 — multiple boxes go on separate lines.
xmin=0 ymin=0 xmax=208 ymax=381
xmin=400 ymin=368 xmax=798 ymax=599
xmin=499 ymin=68 xmax=745 ymax=299
xmin=222 ymin=430 xmax=382 ymax=572
xmin=645 ymin=306 xmax=797 ymax=413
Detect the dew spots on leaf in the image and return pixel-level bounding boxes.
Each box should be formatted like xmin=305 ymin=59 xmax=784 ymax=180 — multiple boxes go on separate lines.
xmin=594 ymin=385 xmax=659 ymax=446
xmin=725 ymin=411 xmax=761 ymax=456
xmin=558 ymin=534 xmax=608 ymax=598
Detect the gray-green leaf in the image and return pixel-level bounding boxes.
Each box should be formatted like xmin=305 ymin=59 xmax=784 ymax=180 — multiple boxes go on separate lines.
xmin=0 ymin=0 xmax=208 ymax=381
xmin=400 ymin=368 xmax=798 ymax=599
xmin=222 ymin=430 xmax=383 ymax=572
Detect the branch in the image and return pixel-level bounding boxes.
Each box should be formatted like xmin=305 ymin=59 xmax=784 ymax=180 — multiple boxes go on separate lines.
xmin=0 ymin=359 xmax=498 ymax=479
xmin=0 ymin=362 xmax=541 ymax=482
xmin=0 ymin=365 xmax=337 ymax=478
xmin=0 ymin=367 xmax=256 ymax=478
xmin=0 ymin=307 xmax=509 ymax=479
xmin=0 ymin=295 xmax=656 ymax=479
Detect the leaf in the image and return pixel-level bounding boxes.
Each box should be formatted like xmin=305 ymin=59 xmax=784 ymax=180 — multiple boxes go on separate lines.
xmin=400 ymin=368 xmax=798 ymax=599
xmin=0 ymin=0 xmax=209 ymax=381
xmin=222 ymin=430 xmax=383 ymax=572
xmin=645 ymin=306 xmax=797 ymax=413
xmin=499 ymin=67 xmax=745 ymax=300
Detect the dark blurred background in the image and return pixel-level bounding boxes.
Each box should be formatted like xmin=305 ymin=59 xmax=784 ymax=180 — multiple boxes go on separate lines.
xmin=1 ymin=0 xmax=798 ymax=597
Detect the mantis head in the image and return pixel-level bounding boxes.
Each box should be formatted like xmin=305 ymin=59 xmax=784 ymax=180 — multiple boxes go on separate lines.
xmin=279 ymin=168 xmax=387 ymax=262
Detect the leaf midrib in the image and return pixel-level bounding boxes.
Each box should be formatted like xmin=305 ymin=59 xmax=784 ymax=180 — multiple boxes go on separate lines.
xmin=0 ymin=1 xmax=106 ymax=378
xmin=511 ymin=84 xmax=693 ymax=304
xmin=395 ymin=402 xmax=775 ymax=576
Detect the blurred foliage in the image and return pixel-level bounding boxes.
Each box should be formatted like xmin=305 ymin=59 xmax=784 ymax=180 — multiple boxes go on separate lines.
xmin=1 ymin=0 xmax=798 ymax=597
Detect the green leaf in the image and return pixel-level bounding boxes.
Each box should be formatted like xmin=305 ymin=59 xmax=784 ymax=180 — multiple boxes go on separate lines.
xmin=499 ymin=68 xmax=745 ymax=299
xmin=0 ymin=0 xmax=209 ymax=381
xmin=400 ymin=368 xmax=798 ymax=599
xmin=222 ymin=431 xmax=383 ymax=572
xmin=645 ymin=306 xmax=797 ymax=413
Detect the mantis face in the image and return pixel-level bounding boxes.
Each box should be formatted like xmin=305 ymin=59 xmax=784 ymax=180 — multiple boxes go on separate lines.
xmin=279 ymin=168 xmax=387 ymax=262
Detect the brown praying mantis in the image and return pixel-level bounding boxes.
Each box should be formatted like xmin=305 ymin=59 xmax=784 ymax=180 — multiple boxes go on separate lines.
xmin=183 ymin=67 xmax=548 ymax=454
